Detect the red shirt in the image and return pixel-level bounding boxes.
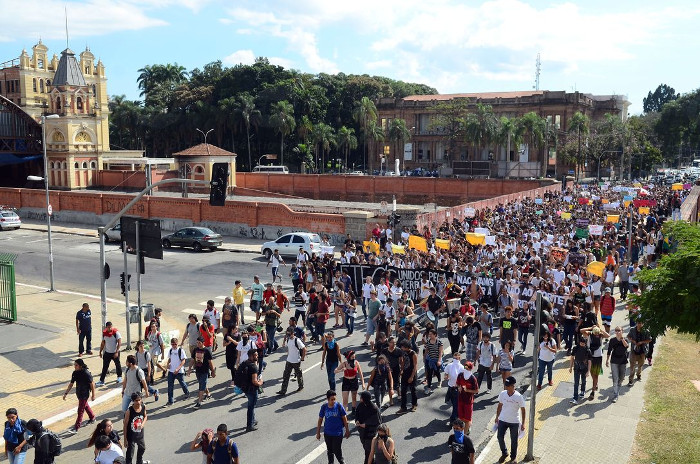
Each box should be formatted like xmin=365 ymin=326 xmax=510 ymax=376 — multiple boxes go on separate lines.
xmin=199 ymin=325 xmax=214 ymax=347
xmin=263 ymin=289 xmax=276 ymax=305
xmin=600 ymin=294 xmax=616 ymax=317
xmin=317 ymin=297 xmax=331 ymax=323
xmin=276 ymin=293 xmax=289 ymax=311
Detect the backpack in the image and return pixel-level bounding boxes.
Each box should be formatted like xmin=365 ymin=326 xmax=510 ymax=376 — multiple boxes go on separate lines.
xmin=234 ymin=362 xmax=251 ymax=392
xmin=212 ymin=436 xmax=236 ymax=459
xmin=169 ymin=347 xmax=185 ymax=361
xmin=43 ymin=430 xmax=62 ymax=457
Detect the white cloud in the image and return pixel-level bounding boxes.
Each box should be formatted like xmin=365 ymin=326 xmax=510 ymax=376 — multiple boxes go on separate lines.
xmin=223 ymin=49 xmax=256 ymax=66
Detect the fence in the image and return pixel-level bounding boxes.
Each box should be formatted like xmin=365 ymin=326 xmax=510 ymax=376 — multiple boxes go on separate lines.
xmin=0 ymin=253 xmax=17 ymax=322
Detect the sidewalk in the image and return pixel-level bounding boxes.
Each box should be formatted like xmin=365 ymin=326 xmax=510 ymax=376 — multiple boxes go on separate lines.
xmin=18 ymin=218 xmax=265 ymax=254
xmin=476 ymin=300 xmax=649 ymax=464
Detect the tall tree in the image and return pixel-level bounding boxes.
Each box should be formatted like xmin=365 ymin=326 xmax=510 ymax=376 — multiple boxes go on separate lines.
xmin=567 ymin=111 xmax=590 ymax=178
xmin=336 ymin=126 xmax=358 ymax=172
xmin=236 ymin=93 xmax=261 ymax=170
xmin=518 ymin=112 xmax=547 ymax=176
xmin=366 ymin=120 xmax=385 ymax=172
xmin=297 ymin=115 xmax=313 ymax=145
xmin=268 ymin=100 xmax=296 ymax=165
xmin=643 ymin=84 xmax=680 ymax=114
xmin=463 ymin=103 xmax=499 ymax=160
xmin=218 ymin=97 xmax=238 ymax=154
xmin=387 ymin=118 xmax=411 ymax=171
xmin=497 ymin=116 xmax=524 ymax=163
xmin=352 ymin=96 xmax=378 ymax=172
xmin=312 ymin=123 xmax=335 ymax=173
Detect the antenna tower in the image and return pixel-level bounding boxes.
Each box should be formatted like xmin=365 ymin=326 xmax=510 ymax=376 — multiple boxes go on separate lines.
xmin=534 ymin=53 xmax=541 ymax=91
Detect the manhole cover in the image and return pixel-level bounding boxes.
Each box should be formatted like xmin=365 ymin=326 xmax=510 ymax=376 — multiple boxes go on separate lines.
xmin=552 ymin=381 xmax=575 ymax=398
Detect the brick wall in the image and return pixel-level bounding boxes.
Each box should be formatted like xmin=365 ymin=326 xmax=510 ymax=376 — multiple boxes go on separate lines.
xmin=236 ymin=173 xmax=556 ymax=206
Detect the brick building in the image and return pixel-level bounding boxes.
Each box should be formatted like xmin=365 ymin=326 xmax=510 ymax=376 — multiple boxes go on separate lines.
xmin=375 ymin=90 xmax=630 ymax=178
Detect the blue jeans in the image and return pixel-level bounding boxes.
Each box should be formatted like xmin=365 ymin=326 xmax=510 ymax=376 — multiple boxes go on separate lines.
xmin=447 ymin=386 xmax=459 ymax=422
xmin=538 ymin=359 xmax=554 ymax=385
xmin=167 ymin=371 xmax=189 ymax=402
xmin=78 ymin=330 xmax=92 ymax=354
xmin=7 ymin=450 xmax=27 ymax=464
xmin=563 ymin=322 xmax=576 ymax=349
xmin=306 ymin=317 xmax=317 ymax=340
xmin=315 ymin=322 xmax=326 ymax=341
xmin=246 ymin=388 xmax=258 ymax=429
xmin=266 ymin=325 xmax=279 ymax=353
xmin=345 ymin=315 xmax=355 ymax=334
xmin=326 ymin=361 xmax=338 ymax=391
xmin=497 ymin=420 xmax=519 ymax=459
xmin=573 ymin=366 xmax=587 ymax=400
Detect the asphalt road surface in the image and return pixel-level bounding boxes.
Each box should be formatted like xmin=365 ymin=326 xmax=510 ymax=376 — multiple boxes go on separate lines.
xmin=1 ymin=228 xmax=534 ymax=463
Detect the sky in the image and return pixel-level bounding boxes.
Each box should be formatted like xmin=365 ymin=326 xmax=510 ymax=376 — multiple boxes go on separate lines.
xmin=1 ymin=0 xmax=698 ymax=114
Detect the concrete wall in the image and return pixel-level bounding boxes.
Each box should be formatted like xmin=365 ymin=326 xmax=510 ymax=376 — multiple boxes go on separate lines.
xmin=236 ymin=173 xmax=556 ymax=206
xmin=681 ymin=185 xmax=700 ymax=223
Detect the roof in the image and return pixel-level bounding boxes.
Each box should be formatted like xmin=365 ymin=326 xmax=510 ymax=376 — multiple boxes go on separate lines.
xmin=402 ymin=91 xmax=546 ymax=101
xmin=52 ymin=48 xmax=87 ymax=87
xmin=172 ymin=143 xmax=236 ymax=157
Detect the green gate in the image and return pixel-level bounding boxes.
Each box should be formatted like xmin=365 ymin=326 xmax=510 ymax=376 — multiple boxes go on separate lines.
xmin=0 ymin=253 xmax=17 ymax=322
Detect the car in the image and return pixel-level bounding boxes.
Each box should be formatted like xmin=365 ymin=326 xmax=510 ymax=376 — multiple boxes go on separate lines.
xmin=104 ymin=223 xmax=121 ymax=242
xmin=261 ymin=232 xmax=322 ymax=259
xmin=162 ymin=227 xmax=223 ymax=252
xmin=0 ymin=210 xmax=21 ymax=230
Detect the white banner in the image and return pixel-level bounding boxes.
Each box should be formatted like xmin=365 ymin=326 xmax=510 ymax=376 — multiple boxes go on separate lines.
xmin=403 ymin=143 xmax=413 ymax=161
xmin=588 ymin=225 xmax=604 ymax=236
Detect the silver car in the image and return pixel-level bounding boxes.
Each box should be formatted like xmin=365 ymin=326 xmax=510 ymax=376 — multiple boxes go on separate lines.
xmin=0 ymin=210 xmax=21 ymax=230
xmin=162 ymin=227 xmax=223 ymax=252
xmin=261 ymin=232 xmax=322 ymax=259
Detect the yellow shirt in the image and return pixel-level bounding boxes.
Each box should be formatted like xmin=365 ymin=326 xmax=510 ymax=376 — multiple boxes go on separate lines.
xmin=233 ymin=286 xmax=247 ymax=305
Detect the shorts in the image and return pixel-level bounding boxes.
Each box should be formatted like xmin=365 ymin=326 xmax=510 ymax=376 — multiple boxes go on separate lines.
xmin=601 ymin=314 xmax=613 ymax=324
xmin=366 ymin=317 xmax=376 ymax=335
xmin=196 ymin=371 xmax=208 ymax=391
xmin=593 ymin=295 xmax=601 ymax=302
xmin=250 ymin=300 xmax=262 ymax=313
xmin=342 ymin=376 xmax=359 ymax=392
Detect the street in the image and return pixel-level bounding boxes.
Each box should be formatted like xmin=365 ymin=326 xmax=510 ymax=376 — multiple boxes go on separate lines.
xmin=0 ymin=228 xmax=534 ymax=463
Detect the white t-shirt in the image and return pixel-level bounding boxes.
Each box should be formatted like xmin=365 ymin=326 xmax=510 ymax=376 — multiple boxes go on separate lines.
xmin=271 ymin=254 xmax=282 ymax=267
xmin=419 ymin=280 xmax=434 ymax=299
xmin=103 ymin=331 xmax=121 ymax=353
xmin=376 ymin=283 xmax=389 ymax=301
xmin=477 ymin=341 xmax=496 ymax=367
xmin=203 ymin=308 xmax=219 ymax=330
xmin=444 ymin=360 xmax=465 ymax=387
xmin=497 ymin=390 xmax=526 ymax=424
xmin=168 ymin=346 xmax=187 ymax=374
xmin=552 ymin=269 xmax=565 ymax=285
xmin=95 ymin=442 xmax=124 ymax=464
xmin=590 ymin=280 xmax=602 ymax=296
xmin=538 ymin=340 xmax=556 ymax=363
xmin=237 ymin=340 xmax=257 ymax=363
xmin=286 ymin=337 xmax=305 ymax=363
xmin=362 ymin=283 xmax=375 ymax=299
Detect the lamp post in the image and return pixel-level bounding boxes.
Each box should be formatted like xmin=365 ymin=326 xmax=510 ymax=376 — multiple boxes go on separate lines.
xmin=27 ymin=113 xmax=59 ymax=291
xmin=196 ymin=128 xmax=213 ymax=156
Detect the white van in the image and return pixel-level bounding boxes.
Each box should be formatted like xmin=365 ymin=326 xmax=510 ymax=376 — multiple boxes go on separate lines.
xmin=252 ymin=165 xmax=289 ymax=174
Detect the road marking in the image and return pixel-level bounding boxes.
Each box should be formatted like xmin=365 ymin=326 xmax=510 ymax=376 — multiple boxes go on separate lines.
xmin=297 ymin=442 xmax=327 ymax=464
xmin=181 ymin=308 xmax=200 ymax=314
xmin=302 ymin=361 xmax=321 ymax=374
xmin=25 ymin=238 xmax=47 ymax=244
xmin=16 ymin=282 xmax=124 ymax=304
xmin=216 ymin=295 xmax=228 ymax=300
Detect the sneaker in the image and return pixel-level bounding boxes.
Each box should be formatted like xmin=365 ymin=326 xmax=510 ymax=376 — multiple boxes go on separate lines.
xmin=628 ymin=381 xmax=634 ymax=387
xmin=67 ymin=427 xmax=78 ymax=435
xmin=246 ymin=425 xmax=258 ymax=432
xmin=499 ymin=454 xmax=509 ymax=463
xmin=647 ymin=359 xmax=653 ymax=366
xmin=411 ymin=405 xmax=417 ymax=412
xmin=276 ymin=391 xmax=286 ymax=395
xmin=116 ymin=377 xmax=122 ymax=384
xmin=611 ymin=396 xmax=618 ymax=403
xmin=194 ymin=402 xmax=201 ymax=409
xmin=87 ymin=419 xmax=96 ymax=425
xmin=78 ymin=353 xmax=82 ymax=357
xmin=424 ymin=386 xmax=430 ymax=395
xmin=636 ymin=374 xmax=641 ymax=381
xmin=486 ymin=389 xmax=491 ymax=394
xmin=296 ymin=387 xmax=304 ymax=392
xmin=361 ymin=341 xmax=369 ymax=346
xmin=154 ymin=390 xmax=159 ymax=401
xmin=165 ymin=401 xmax=173 ymax=406
xmin=95 ymin=381 xmax=104 ymax=387
xmin=588 ymin=392 xmax=595 ymax=400
xmin=569 ymin=398 xmax=578 ymax=404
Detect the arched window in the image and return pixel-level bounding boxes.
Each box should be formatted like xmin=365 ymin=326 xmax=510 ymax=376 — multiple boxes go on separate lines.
xmin=74 ymin=162 xmax=79 ymax=168
xmin=76 ymin=97 xmax=83 ymax=110
xmin=92 ymin=84 xmax=96 ymax=96
xmin=56 ymin=97 xmax=61 ymax=110
xmin=194 ymin=165 xmax=205 ymax=174
xmin=82 ymin=162 xmax=88 ymax=169
xmin=49 ymin=161 xmax=54 ymax=169
xmin=46 ymin=79 xmax=51 ymax=88
xmin=61 ymin=161 xmax=67 ymax=169
xmin=40 ymin=80 xmax=44 ymax=93
xmin=90 ymin=161 xmax=97 ymax=169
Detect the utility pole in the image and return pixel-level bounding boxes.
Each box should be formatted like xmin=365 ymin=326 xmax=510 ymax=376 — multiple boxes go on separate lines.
xmin=525 ymin=292 xmax=543 ymax=461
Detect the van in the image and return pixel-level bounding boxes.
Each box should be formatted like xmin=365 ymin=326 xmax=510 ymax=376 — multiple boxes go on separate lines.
xmin=252 ymin=165 xmax=289 ymax=174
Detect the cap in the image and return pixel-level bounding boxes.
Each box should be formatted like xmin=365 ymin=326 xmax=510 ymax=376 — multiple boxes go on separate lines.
xmin=504 ymin=376 xmax=516 ymax=387
xmin=605 ymin=287 xmax=611 ymax=293
xmin=464 ymin=361 xmax=474 ymax=370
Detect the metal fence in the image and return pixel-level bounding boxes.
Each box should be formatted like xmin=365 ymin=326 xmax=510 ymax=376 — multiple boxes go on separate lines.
xmin=0 ymin=253 xmax=17 ymax=322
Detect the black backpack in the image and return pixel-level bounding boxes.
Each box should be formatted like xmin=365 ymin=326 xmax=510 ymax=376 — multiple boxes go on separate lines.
xmin=234 ymin=362 xmax=251 ymax=391
xmin=42 ymin=430 xmax=62 ymax=457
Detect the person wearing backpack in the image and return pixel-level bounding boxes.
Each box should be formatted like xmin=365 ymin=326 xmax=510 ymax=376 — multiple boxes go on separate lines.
xmin=238 ymin=349 xmax=263 ymax=432
xmin=123 ymin=393 xmax=148 ymax=464
xmin=4 ymin=408 xmax=28 ymax=464
xmin=475 ymin=333 xmax=496 ymax=393
xmin=165 ymin=337 xmax=189 ymax=405
xmin=207 ymin=423 xmax=239 ymax=464
xmin=580 ymin=325 xmax=610 ymax=400
xmin=96 ymin=322 xmax=122 ymax=387
xmin=121 ymin=355 xmax=149 ymax=412
xmin=62 ymin=358 xmax=96 ymax=434
xmin=25 ymin=419 xmax=61 ymax=464
xmin=276 ymin=328 xmax=306 ymax=396
xmin=180 ymin=314 xmax=202 ymax=358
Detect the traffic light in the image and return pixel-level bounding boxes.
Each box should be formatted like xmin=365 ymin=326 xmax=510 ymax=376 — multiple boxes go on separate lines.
xmin=120 ymin=272 xmax=131 ymax=295
xmin=388 ymin=212 xmax=401 ymax=227
xmin=209 ymin=162 xmax=229 ymax=206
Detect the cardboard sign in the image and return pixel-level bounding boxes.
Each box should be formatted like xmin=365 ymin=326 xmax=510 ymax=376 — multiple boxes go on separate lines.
xmin=561 ymin=212 xmax=572 ymax=220
xmin=587 ymin=261 xmax=605 ymax=277
xmin=638 ymin=207 xmax=650 ymax=215
xmin=363 ymin=241 xmax=380 ymax=254
xmin=606 ymin=214 xmax=620 ymax=223
xmin=465 ymin=233 xmax=486 ymax=245
xmin=435 ymin=238 xmax=451 ymax=250
xmin=408 ymin=235 xmax=428 ymax=252
xmin=550 ymin=247 xmax=568 ymax=262
xmin=588 ymin=225 xmax=604 ymax=236
xmin=391 ymin=244 xmax=406 ymax=255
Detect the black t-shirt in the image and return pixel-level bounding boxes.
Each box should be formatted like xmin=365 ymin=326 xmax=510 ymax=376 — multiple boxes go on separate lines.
xmin=193 ymin=348 xmax=213 ymax=375
xmin=571 ymin=345 xmax=592 ymax=369
xmin=500 ymin=317 xmax=517 ymax=342
xmin=76 ymin=310 xmax=92 ymax=332
xmin=126 ymin=405 xmax=146 ymax=441
xmin=580 ymin=311 xmax=597 ymax=330
xmin=427 ymin=295 xmax=443 ymax=313
xmin=401 ymin=349 xmax=416 ymax=375
xmin=71 ymin=368 xmax=93 ymax=400
xmin=448 ymin=434 xmax=475 ymax=464
xmin=382 ymin=347 xmax=402 ymax=369
xmin=246 ymin=360 xmax=259 ymax=391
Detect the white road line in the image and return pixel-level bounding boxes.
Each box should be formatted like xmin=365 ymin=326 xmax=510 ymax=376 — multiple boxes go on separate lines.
xmin=297 ymin=442 xmax=327 ymax=464
xmin=25 ymin=238 xmax=47 ymax=244
xmin=198 ymin=301 xmax=208 ymax=306
xmin=16 ymin=282 xmax=124 ymax=304
xmin=302 ymin=361 xmax=322 ymax=374
xmin=181 ymin=309 xmax=199 ymax=314
xmin=215 ymin=295 xmax=228 ymax=300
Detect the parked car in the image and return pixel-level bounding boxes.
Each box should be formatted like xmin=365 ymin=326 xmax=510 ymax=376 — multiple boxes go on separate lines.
xmin=0 ymin=210 xmax=21 ymax=230
xmin=260 ymin=232 xmax=322 ymax=259
xmin=162 ymin=227 xmax=223 ymax=252
xmin=104 ymin=223 xmax=121 ymax=242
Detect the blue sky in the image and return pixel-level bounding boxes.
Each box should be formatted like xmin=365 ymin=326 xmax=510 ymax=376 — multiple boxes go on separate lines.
xmin=1 ymin=0 xmax=698 ymax=114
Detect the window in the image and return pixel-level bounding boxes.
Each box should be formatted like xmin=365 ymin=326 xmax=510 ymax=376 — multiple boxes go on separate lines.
xmin=33 ymin=79 xmax=37 ymax=92
xmin=56 ymin=97 xmax=61 ymax=110
xmin=383 ymin=145 xmax=390 ymax=156
xmin=74 ymin=162 xmax=79 ymax=168
xmin=555 ymin=115 xmax=561 ymax=130
xmin=76 ymin=97 xmax=83 ymax=110
xmin=38 ymin=58 xmax=44 ymax=69
xmin=194 ymin=165 xmax=204 ymax=174
xmin=46 ymin=79 xmax=51 ymax=88
xmin=292 ymin=235 xmax=305 ymax=244
xmin=92 ymin=84 xmax=96 ymax=96
xmin=40 ymin=80 xmax=44 ymax=93
xmin=381 ymin=118 xmax=391 ymax=132
xmin=276 ymin=235 xmax=291 ymax=244
xmin=90 ymin=161 xmax=97 ymax=169
xmin=82 ymin=162 xmax=88 ymax=168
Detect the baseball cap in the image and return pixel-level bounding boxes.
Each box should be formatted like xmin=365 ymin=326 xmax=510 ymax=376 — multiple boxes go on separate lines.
xmin=504 ymin=376 xmax=516 ymax=387
xmin=605 ymin=287 xmax=611 ymax=293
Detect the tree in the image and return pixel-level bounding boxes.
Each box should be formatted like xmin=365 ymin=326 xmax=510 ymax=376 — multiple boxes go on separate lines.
xmin=429 ymin=98 xmax=470 ymax=162
xmin=567 ymin=111 xmax=590 ymax=178
xmin=497 ymin=116 xmax=524 ymax=163
xmin=631 ymin=221 xmax=700 ymax=340
xmin=268 ymin=100 xmax=296 ymax=166
xmin=366 ymin=120 xmax=385 ymax=172
xmin=463 ymin=103 xmax=499 ymax=160
xmin=643 ymin=84 xmax=679 ymax=114
xmin=335 ymin=126 xmax=358 ymax=172
xmin=312 ymin=123 xmax=335 ymax=174
xmin=353 ymin=96 xmax=378 ymax=171
xmin=387 ymin=118 xmax=411 ymax=170
xmin=236 ymin=93 xmax=261 ymax=170
xmin=297 ymin=115 xmax=313 ymax=145
xmin=518 ymin=112 xmax=547 ymax=176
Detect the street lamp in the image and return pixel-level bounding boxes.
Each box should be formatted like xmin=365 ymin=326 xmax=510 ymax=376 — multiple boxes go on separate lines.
xmin=27 ymin=113 xmax=59 ymax=291
xmin=196 ymin=128 xmax=213 ymax=156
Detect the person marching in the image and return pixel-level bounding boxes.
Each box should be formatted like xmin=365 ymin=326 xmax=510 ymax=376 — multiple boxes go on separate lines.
xmin=63 ymin=358 xmax=96 ymax=434
xmin=276 ymin=327 xmax=306 ymax=396
xmin=315 ymin=390 xmax=351 ymax=464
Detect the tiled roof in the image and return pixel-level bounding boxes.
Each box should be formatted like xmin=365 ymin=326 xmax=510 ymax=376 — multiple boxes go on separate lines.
xmin=173 ymin=143 xmax=236 ymax=157
xmin=403 ymin=91 xmax=546 ymax=101
xmin=52 ymin=48 xmax=87 ymax=87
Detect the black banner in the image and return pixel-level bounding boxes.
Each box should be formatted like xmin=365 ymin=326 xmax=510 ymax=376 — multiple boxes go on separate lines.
xmin=506 ymin=283 xmax=566 ymax=316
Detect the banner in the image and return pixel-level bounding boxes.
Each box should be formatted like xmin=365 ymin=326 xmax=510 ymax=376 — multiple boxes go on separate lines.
xmin=672 ymin=183 xmax=683 ymax=191
xmin=534 ymin=198 xmax=543 ymax=205
xmin=576 ymin=218 xmax=590 ymax=228
xmin=391 ymin=244 xmax=405 ymax=255
xmin=505 ymin=283 xmax=566 ymax=314
xmin=408 ymin=235 xmax=427 ymax=252
xmin=321 ymin=246 xmax=335 ymax=255
xmin=464 ymin=207 xmax=476 ymax=218
xmin=435 ymin=238 xmax=450 ymax=250
xmin=578 ymin=197 xmax=589 ymax=205
xmin=474 ymin=227 xmax=489 ymax=235
xmin=484 ymin=235 xmax=497 ymax=246
xmin=633 ymin=199 xmax=657 ymax=207
xmin=561 ymin=212 xmax=572 ymax=221
xmin=363 ymin=240 xmax=380 ymax=254
xmin=465 ymin=233 xmax=486 ymax=245
xmin=575 ymin=227 xmax=589 ymax=239
xmin=339 ymin=264 xmax=498 ymax=303
xmin=550 ymin=247 xmax=568 ymax=262
xmin=568 ymin=252 xmax=586 ymax=266
xmin=606 ymin=214 xmax=620 ymax=223
xmin=588 ymin=224 xmax=604 ymax=236
xmin=638 ymin=206 xmax=650 ymax=215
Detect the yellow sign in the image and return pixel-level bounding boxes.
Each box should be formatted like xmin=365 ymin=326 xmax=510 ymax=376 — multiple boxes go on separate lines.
xmin=638 ymin=206 xmax=650 ymax=215
xmin=587 ymin=261 xmax=606 ymax=277
xmin=623 ymin=200 xmax=632 ymax=207
xmin=465 ymin=233 xmax=486 ymax=245
xmin=391 ymin=244 xmax=406 ymax=255
xmin=363 ymin=241 xmax=379 ymax=254
xmin=561 ymin=212 xmax=572 ymax=221
xmin=435 ymin=238 xmax=451 ymax=250
xmin=606 ymin=214 xmax=620 ymax=223
xmin=601 ymin=198 xmax=609 ymax=204
xmin=672 ymin=183 xmax=683 ymax=191
xmin=408 ymin=235 xmax=428 ymax=252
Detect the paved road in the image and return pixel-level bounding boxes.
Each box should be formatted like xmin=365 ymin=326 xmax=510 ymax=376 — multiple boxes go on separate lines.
xmin=0 ymin=228 xmax=534 ymax=463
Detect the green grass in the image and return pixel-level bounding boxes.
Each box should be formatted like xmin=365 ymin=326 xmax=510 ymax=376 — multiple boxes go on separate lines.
xmin=631 ymin=330 xmax=700 ymax=463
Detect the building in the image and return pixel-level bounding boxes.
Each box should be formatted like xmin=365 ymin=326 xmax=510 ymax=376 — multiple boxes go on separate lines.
xmin=375 ymin=90 xmax=630 ymax=178
xmin=0 ymin=40 xmax=141 ymax=189
xmin=173 ymin=143 xmax=237 ymax=189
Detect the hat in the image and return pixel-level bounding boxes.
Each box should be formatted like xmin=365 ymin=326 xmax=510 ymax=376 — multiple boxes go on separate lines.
xmin=504 ymin=376 xmax=516 ymax=387
xmin=605 ymin=287 xmax=611 ymax=293
xmin=464 ymin=361 xmax=474 ymax=370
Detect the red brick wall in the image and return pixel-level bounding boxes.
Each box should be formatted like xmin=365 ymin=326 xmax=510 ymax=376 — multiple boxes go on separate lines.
xmin=237 ymin=173 xmax=555 ymax=206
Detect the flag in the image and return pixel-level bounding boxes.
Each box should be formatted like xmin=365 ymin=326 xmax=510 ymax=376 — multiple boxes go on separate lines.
xmin=587 ymin=261 xmax=605 ymax=277
xmin=363 ymin=241 xmax=379 ymax=254
xmin=391 ymin=244 xmax=405 ymax=255
xmin=638 ymin=206 xmax=650 ymax=215
xmin=561 ymin=212 xmax=572 ymax=220
xmin=606 ymin=214 xmax=620 ymax=223
xmin=408 ymin=235 xmax=428 ymax=252
xmin=575 ymin=227 xmax=589 ymax=239
xmin=435 ymin=238 xmax=451 ymax=250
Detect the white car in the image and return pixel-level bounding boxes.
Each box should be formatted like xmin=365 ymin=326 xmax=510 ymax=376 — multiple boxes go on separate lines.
xmin=261 ymin=232 xmax=322 ymax=259
xmin=0 ymin=210 xmax=21 ymax=230
xmin=104 ymin=223 xmax=122 ymax=242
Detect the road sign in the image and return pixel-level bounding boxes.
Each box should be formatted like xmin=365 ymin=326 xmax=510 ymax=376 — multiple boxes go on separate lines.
xmin=120 ymin=217 xmax=163 ymax=260
xmin=47 ymin=204 xmax=52 ymax=216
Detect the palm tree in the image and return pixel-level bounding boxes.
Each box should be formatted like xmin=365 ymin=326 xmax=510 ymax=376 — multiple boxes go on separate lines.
xmin=353 ymin=96 xmax=378 ymax=172
xmin=366 ymin=120 xmax=385 ymax=172
xmin=336 ymin=126 xmax=358 ymax=172
xmin=518 ymin=112 xmax=547 ymax=177
xmin=387 ymin=118 xmax=411 ymax=172
xmin=218 ymin=97 xmax=238 ymax=154
xmin=568 ymin=111 xmax=590 ymax=179
xmin=312 ymin=123 xmax=335 ymax=174
xmin=236 ymin=93 xmax=261 ymax=171
xmin=463 ymin=103 xmax=499 ymax=161
xmin=269 ymin=100 xmax=296 ymax=166
xmin=297 ymin=115 xmax=313 ymax=145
